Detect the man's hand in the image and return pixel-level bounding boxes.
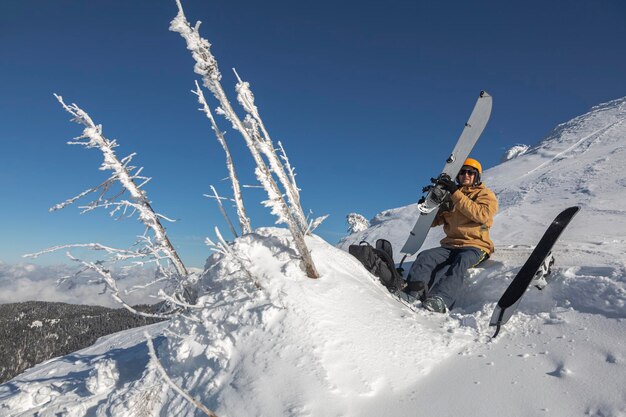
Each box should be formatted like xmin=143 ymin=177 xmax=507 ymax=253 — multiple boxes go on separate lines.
xmin=437 ymin=174 xmax=458 ymax=194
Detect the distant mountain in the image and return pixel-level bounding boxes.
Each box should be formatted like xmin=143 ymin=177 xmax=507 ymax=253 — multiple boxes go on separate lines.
xmin=0 ymin=301 xmax=165 ymax=383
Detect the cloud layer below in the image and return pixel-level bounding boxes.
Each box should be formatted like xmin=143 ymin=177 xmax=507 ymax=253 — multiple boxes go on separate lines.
xmin=0 ymin=261 xmax=164 ymax=307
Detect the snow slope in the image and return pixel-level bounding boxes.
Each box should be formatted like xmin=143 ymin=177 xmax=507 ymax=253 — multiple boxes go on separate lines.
xmin=340 ymin=97 xmax=626 ymax=264
xmin=2 ymin=98 xmax=626 ymax=416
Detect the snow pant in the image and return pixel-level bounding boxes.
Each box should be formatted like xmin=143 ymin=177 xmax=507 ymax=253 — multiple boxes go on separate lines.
xmin=407 ymin=246 xmax=486 ymax=309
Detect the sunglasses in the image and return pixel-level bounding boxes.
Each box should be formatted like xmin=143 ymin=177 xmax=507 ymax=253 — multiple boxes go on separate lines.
xmin=458 ymin=169 xmax=477 ymax=176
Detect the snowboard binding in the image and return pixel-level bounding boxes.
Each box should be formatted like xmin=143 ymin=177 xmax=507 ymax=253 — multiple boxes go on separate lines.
xmin=417 ymin=175 xmax=451 ymax=214
xmin=530 ymin=252 xmax=555 ymax=290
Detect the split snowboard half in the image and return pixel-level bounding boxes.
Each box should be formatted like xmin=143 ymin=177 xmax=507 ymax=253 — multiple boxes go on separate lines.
xmin=489 ymin=206 xmax=580 ymax=337
xmin=401 ymin=90 xmax=493 ymax=255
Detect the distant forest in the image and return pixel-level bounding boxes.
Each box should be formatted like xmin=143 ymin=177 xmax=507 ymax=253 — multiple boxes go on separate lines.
xmin=0 ymin=301 xmax=166 ymax=384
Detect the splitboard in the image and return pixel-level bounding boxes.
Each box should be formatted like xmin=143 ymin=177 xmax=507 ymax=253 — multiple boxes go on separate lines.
xmin=401 ymin=91 xmax=493 ymax=255
xmin=489 ymin=206 xmax=580 ymax=337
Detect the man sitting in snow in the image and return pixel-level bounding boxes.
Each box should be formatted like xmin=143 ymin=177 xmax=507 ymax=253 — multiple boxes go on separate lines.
xmin=405 ymin=158 xmax=498 ymax=313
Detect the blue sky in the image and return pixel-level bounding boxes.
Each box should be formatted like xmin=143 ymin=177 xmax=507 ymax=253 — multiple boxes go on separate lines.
xmin=1 ymin=0 xmax=625 ymax=268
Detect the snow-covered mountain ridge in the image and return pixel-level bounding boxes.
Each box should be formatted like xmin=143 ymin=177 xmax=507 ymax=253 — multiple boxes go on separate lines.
xmin=488 ymin=96 xmax=626 ymax=254
xmin=2 ymin=98 xmax=626 ymax=416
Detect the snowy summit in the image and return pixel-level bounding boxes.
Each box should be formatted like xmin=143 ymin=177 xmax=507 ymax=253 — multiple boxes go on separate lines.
xmin=2 ymin=99 xmax=626 ymax=416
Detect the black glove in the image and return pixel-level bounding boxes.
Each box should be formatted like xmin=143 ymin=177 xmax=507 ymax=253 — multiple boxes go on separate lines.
xmin=436 ymin=174 xmax=458 ymax=194
xmin=438 ymin=196 xmax=453 ymax=213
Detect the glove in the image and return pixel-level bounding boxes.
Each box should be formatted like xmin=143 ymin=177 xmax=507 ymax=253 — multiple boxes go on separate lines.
xmin=438 ymin=196 xmax=453 ymax=213
xmin=436 ymin=174 xmax=458 ymax=194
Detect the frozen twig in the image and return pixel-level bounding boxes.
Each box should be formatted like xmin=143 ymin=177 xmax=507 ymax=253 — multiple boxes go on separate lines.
xmin=25 ymin=243 xmax=139 ymax=261
xmin=145 ymin=331 xmax=218 ymax=417
xmin=194 ymin=81 xmax=252 ymax=235
xmin=307 ymin=214 xmax=329 ymax=234
xmin=66 ymin=253 xmax=173 ymax=319
xmin=157 ymin=289 xmax=203 ymax=310
xmin=205 ymin=185 xmax=238 ymax=238
xmin=277 ymin=141 xmax=299 ymax=197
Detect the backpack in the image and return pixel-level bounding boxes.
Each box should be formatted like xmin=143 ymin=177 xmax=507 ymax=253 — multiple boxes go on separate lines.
xmin=348 ymin=239 xmax=406 ymax=291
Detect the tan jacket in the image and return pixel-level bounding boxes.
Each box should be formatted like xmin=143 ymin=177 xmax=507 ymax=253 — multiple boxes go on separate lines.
xmin=432 ymin=183 xmax=498 ymax=254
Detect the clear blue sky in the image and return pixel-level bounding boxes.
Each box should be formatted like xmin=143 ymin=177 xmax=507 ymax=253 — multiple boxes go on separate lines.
xmin=2 ymin=0 xmax=625 ymax=268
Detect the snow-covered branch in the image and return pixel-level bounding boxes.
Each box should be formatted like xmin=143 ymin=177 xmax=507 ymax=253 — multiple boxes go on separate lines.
xmin=66 ymin=254 xmax=174 ymax=319
xmin=307 ymin=214 xmax=329 ymax=234
xmin=38 ymin=95 xmax=196 ymax=310
xmin=54 ymin=95 xmax=188 ymax=283
xmin=25 ymin=243 xmax=139 ymax=261
xmin=233 ymin=69 xmax=308 ymax=233
xmin=194 ymin=81 xmax=252 ymax=235
xmin=145 ymin=332 xmax=219 ymax=417
xmin=171 ymin=2 xmax=319 ymax=278
xmin=205 ymin=185 xmax=238 ymax=239
xmin=277 ymin=141 xmax=299 ymax=196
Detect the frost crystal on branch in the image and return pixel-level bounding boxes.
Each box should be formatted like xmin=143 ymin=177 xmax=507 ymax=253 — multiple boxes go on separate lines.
xmin=307 ymin=214 xmax=329 ymax=234
xmin=278 ymin=141 xmax=300 ymax=197
xmin=170 ymin=1 xmax=220 ymax=92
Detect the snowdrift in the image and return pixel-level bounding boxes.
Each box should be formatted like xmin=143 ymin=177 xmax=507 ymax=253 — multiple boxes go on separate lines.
xmin=1 ymin=229 xmax=489 ymax=416
xmin=2 ymin=98 xmax=626 ymax=416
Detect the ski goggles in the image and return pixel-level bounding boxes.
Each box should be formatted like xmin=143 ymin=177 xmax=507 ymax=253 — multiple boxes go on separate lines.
xmin=458 ymin=169 xmax=478 ymax=176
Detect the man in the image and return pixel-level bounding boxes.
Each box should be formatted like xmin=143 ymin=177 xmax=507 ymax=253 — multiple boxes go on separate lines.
xmin=405 ymin=158 xmax=498 ymax=313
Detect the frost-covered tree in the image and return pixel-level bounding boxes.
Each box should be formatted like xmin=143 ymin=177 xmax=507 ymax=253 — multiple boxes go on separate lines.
xmin=170 ymin=0 xmax=323 ymax=278
xmin=346 ymin=213 xmax=370 ymax=234
xmin=27 ymin=96 xmax=194 ymax=317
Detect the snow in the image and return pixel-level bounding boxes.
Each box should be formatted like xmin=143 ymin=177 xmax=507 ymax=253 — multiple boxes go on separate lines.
xmin=503 ymin=144 xmax=530 ymax=161
xmin=2 ymin=98 xmax=626 ymax=416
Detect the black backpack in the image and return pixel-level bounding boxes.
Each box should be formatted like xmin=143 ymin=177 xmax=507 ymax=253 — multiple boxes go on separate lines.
xmin=348 ymin=239 xmax=405 ymax=291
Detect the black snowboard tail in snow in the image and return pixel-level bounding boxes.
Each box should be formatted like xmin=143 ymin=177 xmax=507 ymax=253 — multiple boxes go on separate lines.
xmin=489 ymin=206 xmax=580 ymax=337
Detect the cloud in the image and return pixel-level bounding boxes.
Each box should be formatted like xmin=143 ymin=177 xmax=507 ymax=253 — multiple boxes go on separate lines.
xmin=0 ymin=261 xmax=166 ymax=307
